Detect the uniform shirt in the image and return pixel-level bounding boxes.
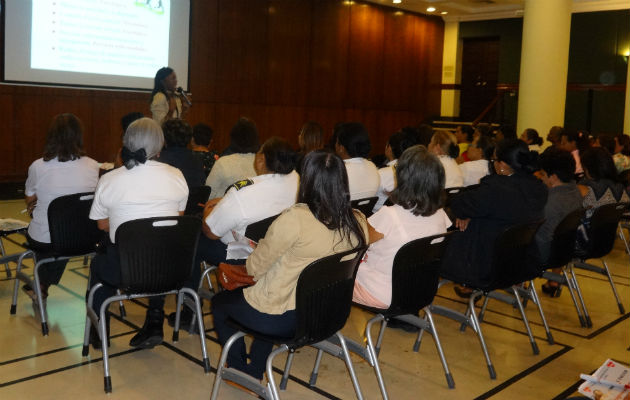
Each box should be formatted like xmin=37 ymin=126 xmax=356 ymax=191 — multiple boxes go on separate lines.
xmin=150 ymin=92 xmax=182 ymax=124
xmin=344 ymin=157 xmax=380 ymax=201
xmin=90 ymin=160 xmax=188 ymax=243
xmin=25 ymin=157 xmax=100 ymax=243
xmin=438 ymin=155 xmax=464 ymax=189
xmin=355 ymin=205 xmax=451 ymax=307
xmin=459 ymin=159 xmax=490 ymax=187
xmin=244 ymin=203 xmax=368 ymax=315
xmin=205 ymin=153 xmax=256 ymax=200
xmin=373 ymin=160 xmax=396 ymax=213
xmin=206 ymin=170 xmax=299 ymax=246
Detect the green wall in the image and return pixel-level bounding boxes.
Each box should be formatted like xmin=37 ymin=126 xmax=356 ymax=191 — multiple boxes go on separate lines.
xmin=459 ymin=9 xmax=629 ymax=134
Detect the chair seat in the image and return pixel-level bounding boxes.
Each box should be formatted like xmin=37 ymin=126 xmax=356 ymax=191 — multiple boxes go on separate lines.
xmin=352 ymin=302 xmax=388 ymax=316
xmin=226 ymin=317 xmax=294 ymax=347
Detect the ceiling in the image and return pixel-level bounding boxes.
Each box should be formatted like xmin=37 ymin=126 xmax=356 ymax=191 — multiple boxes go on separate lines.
xmin=362 ymin=0 xmax=630 ymax=21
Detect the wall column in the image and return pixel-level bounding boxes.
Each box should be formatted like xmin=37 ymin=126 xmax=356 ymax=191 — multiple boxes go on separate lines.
xmin=440 ymin=21 xmax=462 ymax=118
xmin=516 ymin=0 xmax=572 ymax=136
xmin=624 ymin=54 xmax=630 ymax=134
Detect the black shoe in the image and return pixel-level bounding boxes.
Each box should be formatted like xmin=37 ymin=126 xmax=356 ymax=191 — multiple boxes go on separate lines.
xmin=541 ymin=282 xmax=562 ymax=298
xmin=89 ymin=328 xmax=102 ymax=350
xmin=129 ymin=309 xmax=164 ymax=349
xmin=167 ymin=307 xmax=199 ymax=333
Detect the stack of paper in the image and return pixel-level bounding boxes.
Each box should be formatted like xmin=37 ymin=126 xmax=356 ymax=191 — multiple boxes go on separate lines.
xmin=579 ymin=359 xmax=630 ymax=400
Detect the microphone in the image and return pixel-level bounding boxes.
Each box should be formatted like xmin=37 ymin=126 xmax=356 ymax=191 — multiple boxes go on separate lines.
xmin=176 ymin=87 xmax=192 ymax=107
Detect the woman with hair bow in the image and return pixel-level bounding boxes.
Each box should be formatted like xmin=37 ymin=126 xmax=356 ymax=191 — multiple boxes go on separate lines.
xmin=87 ymin=117 xmax=188 ymax=349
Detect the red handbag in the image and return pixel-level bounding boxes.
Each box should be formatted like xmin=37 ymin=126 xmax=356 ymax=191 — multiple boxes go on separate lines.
xmin=217 ymin=263 xmax=255 ymax=290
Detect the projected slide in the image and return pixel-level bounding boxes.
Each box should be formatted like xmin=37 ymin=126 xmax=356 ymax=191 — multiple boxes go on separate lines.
xmin=31 ymin=0 xmax=171 ymax=78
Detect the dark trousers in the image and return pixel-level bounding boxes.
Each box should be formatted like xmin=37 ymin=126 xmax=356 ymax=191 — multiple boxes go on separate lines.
xmin=26 ymin=234 xmax=68 ymax=286
xmin=211 ymin=288 xmax=296 ymax=380
xmin=185 ymin=234 xmax=244 ymax=291
xmin=89 ymin=243 xmax=164 ymax=317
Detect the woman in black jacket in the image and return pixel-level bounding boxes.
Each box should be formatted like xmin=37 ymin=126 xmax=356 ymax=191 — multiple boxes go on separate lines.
xmin=443 ymin=139 xmax=548 ymax=295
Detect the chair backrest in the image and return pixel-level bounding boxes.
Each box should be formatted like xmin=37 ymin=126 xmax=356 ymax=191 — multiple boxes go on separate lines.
xmin=351 ymin=197 xmax=378 ymax=218
xmin=116 ymin=216 xmax=201 ymax=293
xmin=584 ymin=202 xmax=628 ymax=259
xmin=185 ymin=185 xmax=211 ymax=216
xmin=244 ymin=214 xmax=280 ymax=243
xmin=292 ymin=246 xmax=367 ymax=348
xmin=544 ymin=208 xmax=585 ymax=269
xmin=47 ymin=192 xmax=101 ymax=256
xmin=486 ymin=219 xmax=544 ymax=290
xmin=388 ymin=232 xmax=452 ymax=316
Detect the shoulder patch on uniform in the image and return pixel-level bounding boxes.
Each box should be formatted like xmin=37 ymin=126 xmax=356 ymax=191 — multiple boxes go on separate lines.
xmin=226 ymin=179 xmax=254 ymax=193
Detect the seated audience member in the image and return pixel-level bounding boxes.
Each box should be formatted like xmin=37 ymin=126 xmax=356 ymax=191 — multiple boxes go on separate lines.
xmin=23 ymin=113 xmax=100 ymax=300
xmin=443 ymin=139 xmax=547 ymax=297
xmin=88 ymin=118 xmax=188 ymax=349
xmin=191 ymin=123 xmax=219 ymax=177
xmin=353 ymin=145 xmax=451 ymax=308
xmin=520 ymin=128 xmax=543 ymax=153
xmin=559 ymin=130 xmax=584 ymax=175
xmin=428 ymin=131 xmax=463 ymax=188
xmin=455 ymin=125 xmax=474 ymax=163
xmin=373 ymin=130 xmax=410 ymax=212
xmin=417 ymin=123 xmax=434 ymax=147
xmin=493 ymin=124 xmax=516 ymax=142
xmin=459 ymin=136 xmax=494 ymax=187
xmin=170 ymin=137 xmax=300 ymax=327
xmin=473 ymin=123 xmax=491 ymax=140
xmin=296 ymin=121 xmax=324 ymax=171
xmin=211 ymin=150 xmax=367 ymax=383
xmin=206 ymin=117 xmax=259 ymax=199
xmin=575 ymin=147 xmax=630 ymax=254
xmin=335 ymin=122 xmax=380 ymax=200
xmin=547 ymin=126 xmax=564 ymax=148
xmin=157 ymin=119 xmax=205 ymax=189
xmin=535 ymin=148 xmax=584 ymax=297
xmin=613 ymin=134 xmax=630 ymax=173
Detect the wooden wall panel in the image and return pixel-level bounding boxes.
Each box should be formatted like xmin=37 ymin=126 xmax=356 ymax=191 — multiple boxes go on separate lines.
xmin=0 ymin=0 xmax=444 ymax=181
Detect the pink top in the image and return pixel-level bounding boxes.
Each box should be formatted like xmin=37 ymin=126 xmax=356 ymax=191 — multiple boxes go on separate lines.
xmin=354 ymin=204 xmax=451 ymax=307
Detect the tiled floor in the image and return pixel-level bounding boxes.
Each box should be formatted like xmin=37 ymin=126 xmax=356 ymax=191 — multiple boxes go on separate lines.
xmin=0 ymin=198 xmax=628 ymax=399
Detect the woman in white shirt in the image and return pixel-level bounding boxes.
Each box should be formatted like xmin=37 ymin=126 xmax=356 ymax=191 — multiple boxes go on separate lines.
xmin=335 ymin=122 xmax=380 ymax=200
xmin=428 ymin=131 xmax=463 ymax=189
xmin=88 ymin=118 xmax=188 ymax=349
xmin=353 ymin=145 xmax=451 ymax=308
xmin=459 ymin=135 xmax=494 ymax=187
xmin=24 ymin=113 xmax=99 ymax=299
xmin=150 ymin=67 xmax=189 ymax=124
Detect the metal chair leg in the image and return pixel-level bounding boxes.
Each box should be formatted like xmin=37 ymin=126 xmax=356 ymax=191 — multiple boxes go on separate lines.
xmin=210 ymin=331 xmax=247 ymax=400
xmin=528 ymin=280 xmax=554 ymax=345
xmin=100 ymin=299 xmax=114 ymax=393
xmin=266 ymin=345 xmax=289 ymax=400
xmin=424 ymin=308 xmax=455 ymax=389
xmin=336 ymin=332 xmax=364 ymax=400
xmin=279 ymin=352 xmax=295 ymax=390
xmin=569 ymin=265 xmax=592 ymax=327
xmin=563 ymin=265 xmax=588 ymax=327
xmin=511 ymin=286 xmax=539 ymax=355
xmin=0 ymin=239 xmax=12 ymax=278
xmin=601 ymin=259 xmax=625 ymax=314
xmin=309 ymin=349 xmax=324 ymax=386
xmin=10 ymin=251 xmax=33 ymax=314
xmin=365 ymin=315 xmax=388 ymax=400
xmin=33 ymin=259 xmax=49 ymax=336
xmin=181 ymin=287 xmax=210 ymax=373
xmin=468 ymin=291 xmax=496 ymax=379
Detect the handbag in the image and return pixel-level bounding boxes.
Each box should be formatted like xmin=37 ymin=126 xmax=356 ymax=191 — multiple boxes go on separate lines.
xmin=217 ymin=263 xmax=255 ymax=291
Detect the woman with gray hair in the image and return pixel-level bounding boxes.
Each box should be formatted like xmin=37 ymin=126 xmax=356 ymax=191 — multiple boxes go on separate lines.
xmin=87 ymin=117 xmax=188 ymax=349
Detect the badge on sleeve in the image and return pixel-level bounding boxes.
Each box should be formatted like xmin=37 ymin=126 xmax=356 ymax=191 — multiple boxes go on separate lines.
xmin=226 ymin=179 xmax=254 ymax=193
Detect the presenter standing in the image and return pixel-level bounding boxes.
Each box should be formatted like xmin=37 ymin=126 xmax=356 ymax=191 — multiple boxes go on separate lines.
xmin=150 ymin=67 xmax=190 ymax=124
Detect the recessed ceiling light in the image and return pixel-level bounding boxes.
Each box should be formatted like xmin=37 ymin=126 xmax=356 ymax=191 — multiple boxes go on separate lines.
xmin=441 ymin=11 xmax=448 ymax=15
xmin=393 ymin=0 xmax=402 ymax=3
xmin=426 ymin=7 xmax=436 ymax=12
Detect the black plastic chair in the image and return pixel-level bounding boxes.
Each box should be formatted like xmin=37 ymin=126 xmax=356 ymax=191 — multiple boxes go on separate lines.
xmin=568 ymin=202 xmax=628 ymax=327
xmin=351 ymin=197 xmax=378 ymax=218
xmin=82 ymin=216 xmax=209 ymax=393
xmin=10 ymin=192 xmax=101 ymax=336
xmin=295 ymin=233 xmax=454 ymax=400
xmin=539 ymin=208 xmax=587 ymax=328
xmin=210 ymin=246 xmax=367 ymax=400
xmin=433 ymin=219 xmax=544 ymax=379
xmin=244 ymin=213 xmax=280 ymax=243
xmin=185 ymin=185 xmax=211 ymax=216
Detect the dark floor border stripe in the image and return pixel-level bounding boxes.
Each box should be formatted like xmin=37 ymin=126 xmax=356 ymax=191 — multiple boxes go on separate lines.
xmin=585 ymin=312 xmax=630 ymax=339
xmin=473 ymin=346 xmax=573 ymax=400
xmin=0 ymin=330 xmax=135 ymax=367
xmin=0 ymin=347 xmax=142 ymax=388
xmin=574 ymin=271 xmax=630 ymax=287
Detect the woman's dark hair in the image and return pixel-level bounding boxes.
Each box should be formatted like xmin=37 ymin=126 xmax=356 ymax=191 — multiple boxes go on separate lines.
xmin=597 ymin=135 xmax=616 ymax=155
xmin=299 ymin=121 xmax=323 ymax=153
xmin=390 ymin=145 xmax=445 ymax=217
xmin=417 ymin=124 xmax=434 ymax=146
xmin=474 ymin=136 xmax=495 ymax=160
xmin=298 ymin=151 xmax=366 ymax=249
xmin=260 ymin=137 xmax=296 ymax=174
xmin=496 ymin=138 xmax=539 ymax=175
xmin=539 ymin=147 xmax=576 ymax=183
xmin=193 ymin=123 xmax=213 ymax=146
xmin=581 ymin=147 xmax=618 ymax=181
xmin=162 ymin=119 xmax=192 ymax=148
xmin=523 ymin=128 xmax=543 ymax=146
xmin=562 ymin=129 xmax=590 ymax=152
xmin=388 ymin=131 xmax=406 ymax=160
xmin=150 ymin=67 xmax=173 ymax=101
xmin=43 ymin=113 xmax=86 ymax=162
xmin=121 ymin=112 xmax=144 ymax=133
xmin=458 ymin=125 xmax=474 ymax=142
xmin=229 ymin=117 xmax=260 ymax=153
xmin=616 ymin=134 xmax=630 ymax=156
xmin=337 ymin=122 xmax=371 ymax=158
